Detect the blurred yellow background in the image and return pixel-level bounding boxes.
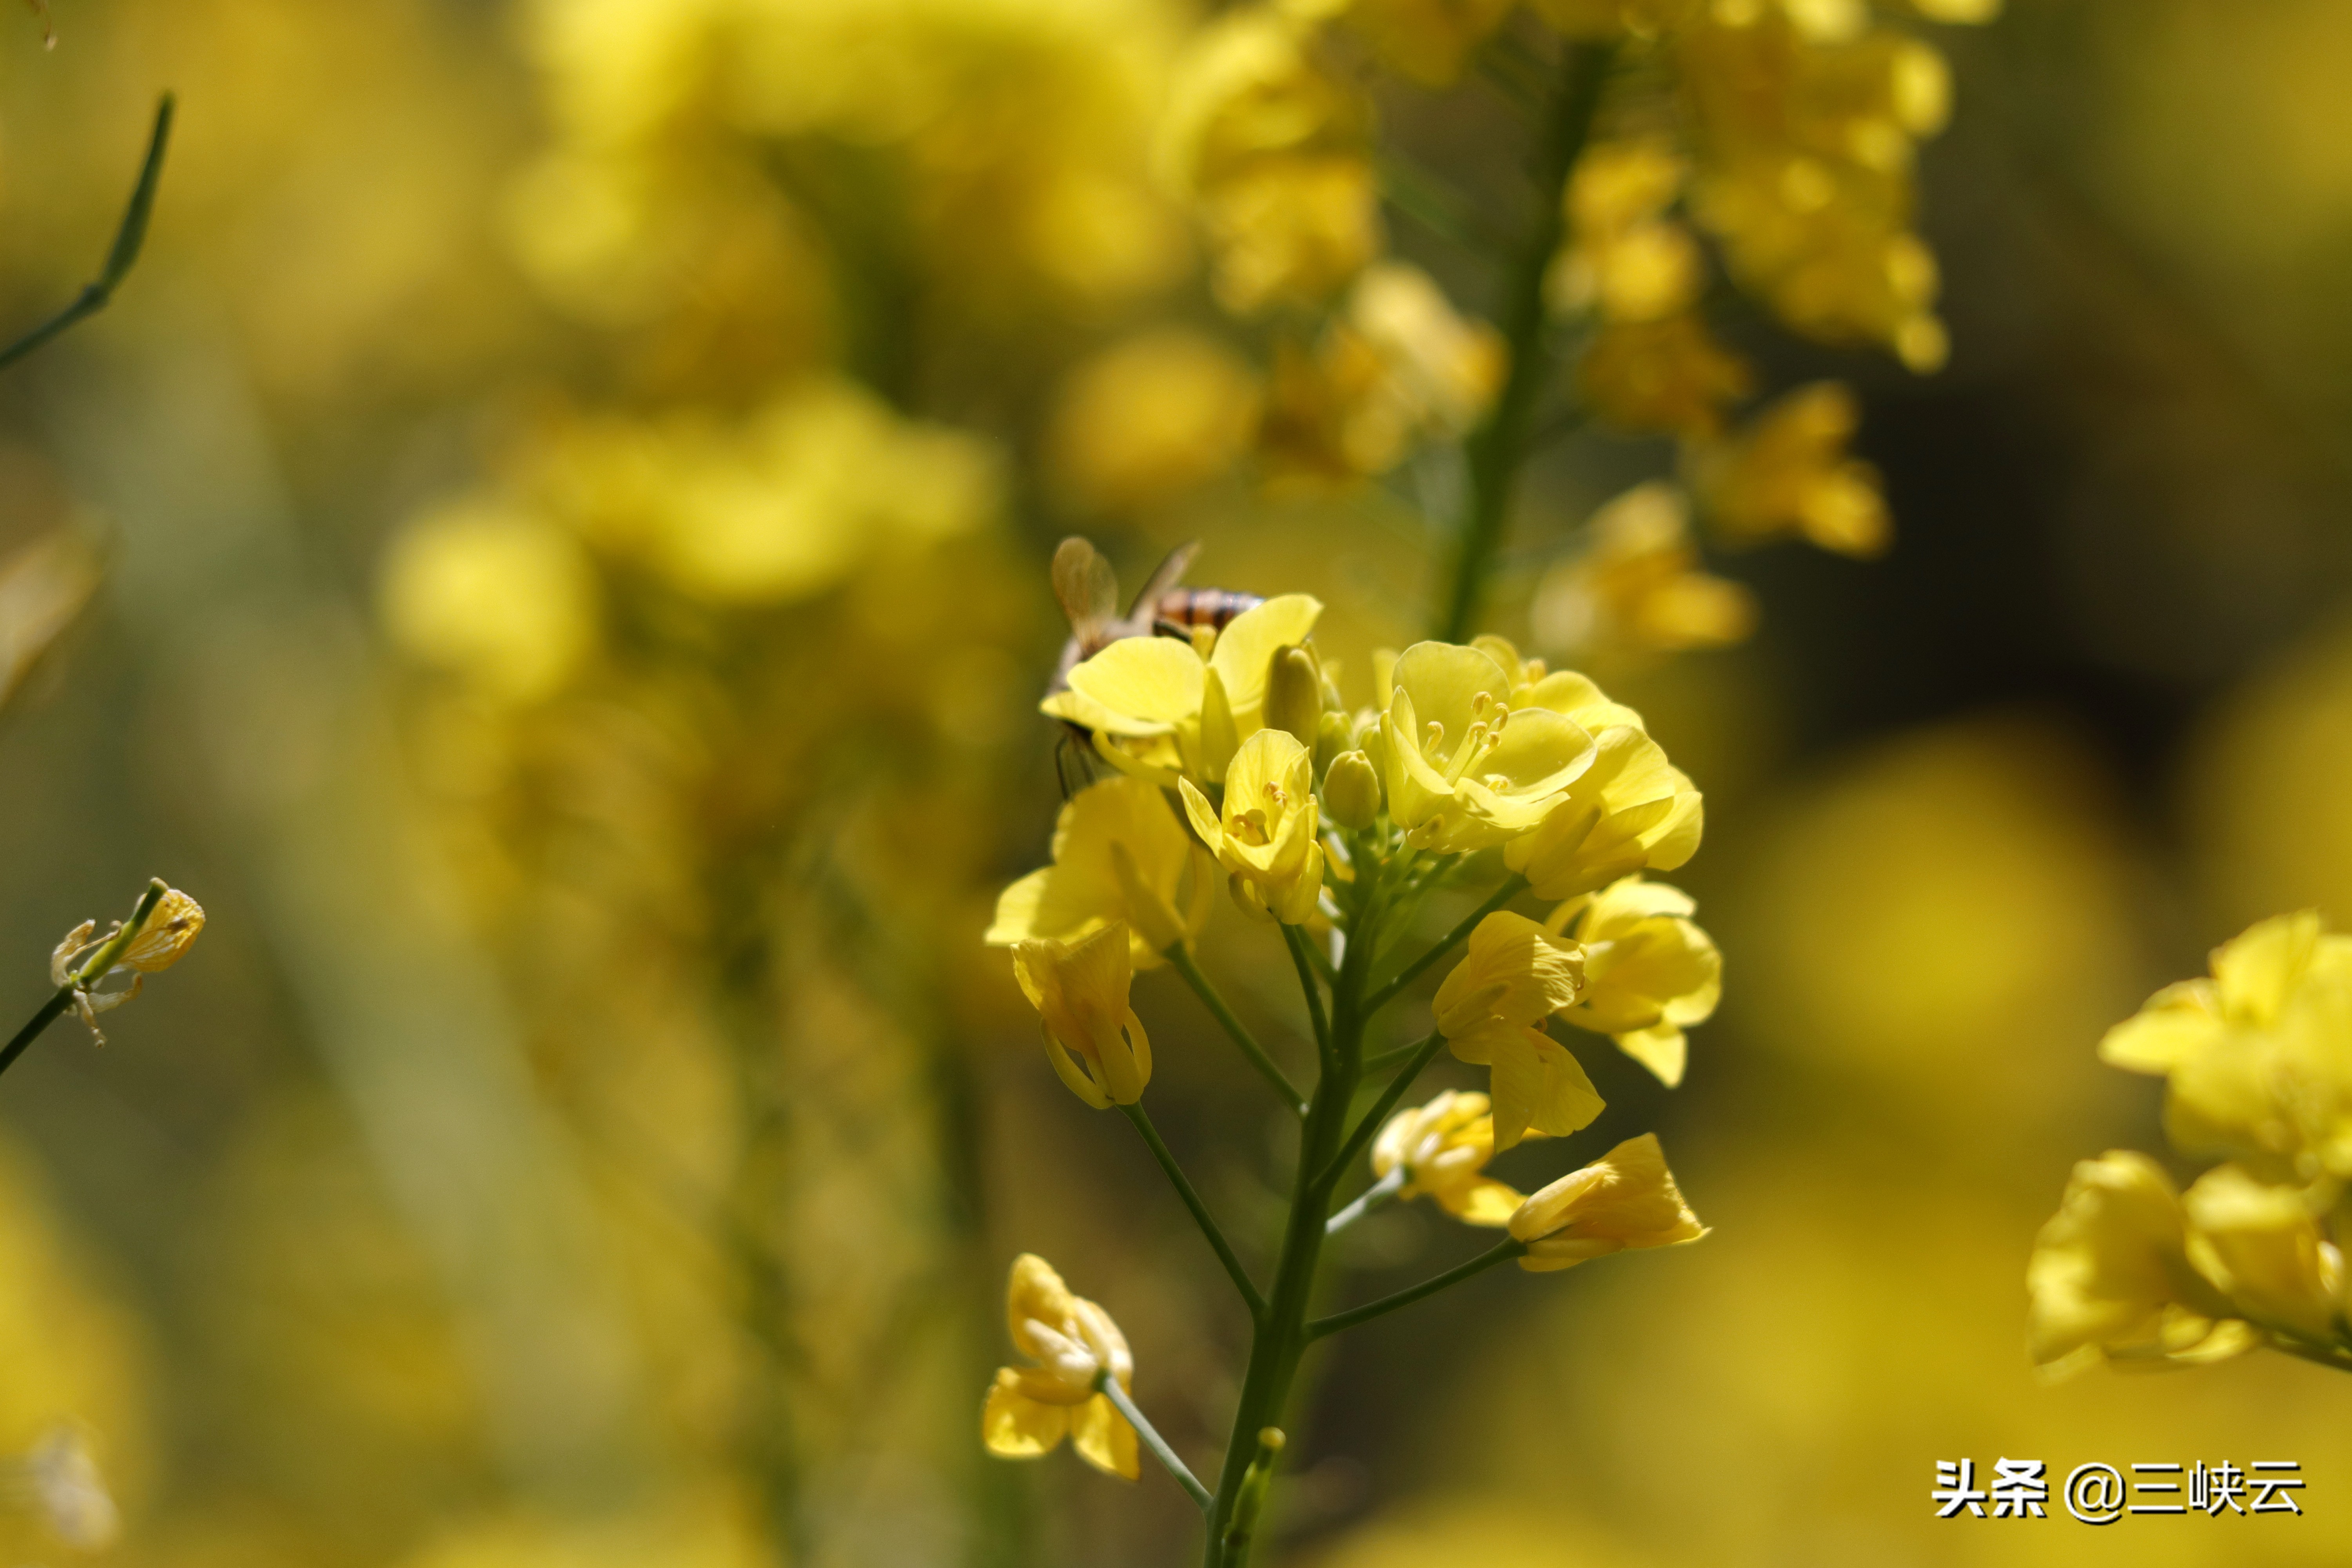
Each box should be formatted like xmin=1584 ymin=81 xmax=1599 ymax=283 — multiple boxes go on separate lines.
xmin=0 ymin=0 xmax=2346 ymax=1564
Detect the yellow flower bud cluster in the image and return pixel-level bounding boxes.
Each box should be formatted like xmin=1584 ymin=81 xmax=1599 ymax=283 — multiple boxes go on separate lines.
xmin=2029 ymin=912 xmax=2352 ymax=1376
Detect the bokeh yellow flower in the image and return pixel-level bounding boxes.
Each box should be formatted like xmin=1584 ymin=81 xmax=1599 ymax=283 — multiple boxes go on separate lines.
xmin=1432 ymin=911 xmax=1600 ymax=1151
xmin=379 ymin=501 xmax=599 ymax=704
xmin=982 ymin=1254 xmax=1139 ymax=1479
xmin=2099 ymin=910 xmax=2352 ymax=1182
xmin=2181 ymin=1164 xmax=2345 ymax=1344
xmin=1692 ymin=381 xmax=1889 ymax=556
xmin=1547 ymin=878 xmax=1721 ymax=1087
xmin=1045 ymin=329 xmax=1262 ymax=515
xmin=1508 ymin=1133 xmax=1707 ymax=1271
xmin=2026 ymin=1150 xmax=2256 ymax=1375
xmin=1013 ymin=923 xmax=1154 ymax=1108
xmin=987 ymin=775 xmax=1215 ymax=968
xmin=1370 ymin=1090 xmax=1528 ymax=1226
xmin=1158 ymin=8 xmax=1380 ymax=313
xmin=1549 ymin=140 xmax=1706 ymax=325
xmin=1579 ymin=314 xmax=1754 ymax=438
xmin=1181 ymin=728 xmax=1326 ymax=924
xmin=1530 ymin=482 xmax=1757 ymax=658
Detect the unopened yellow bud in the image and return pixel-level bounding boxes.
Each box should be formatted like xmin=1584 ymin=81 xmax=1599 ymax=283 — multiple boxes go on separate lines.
xmin=1314 ymin=709 xmax=1351 ymax=775
xmin=49 ymin=881 xmax=206 ymax=1042
xmin=1322 ymin=749 xmax=1383 ymax=831
xmin=1265 ymin=645 xmax=1322 ymax=748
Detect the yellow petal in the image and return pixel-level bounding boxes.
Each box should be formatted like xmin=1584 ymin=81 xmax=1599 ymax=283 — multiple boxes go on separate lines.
xmin=1614 ymin=1024 xmax=1686 ymax=1087
xmin=1070 ymin=1392 xmax=1140 ymax=1480
xmin=1481 ymin=1025 xmax=1603 ymax=1151
xmin=2096 ymin=980 xmax=2221 ymax=1074
xmin=1069 ymin=637 xmax=1205 ymax=730
xmin=1436 ymin=1176 xmax=1525 ymax=1227
xmin=982 ymin=1368 xmax=1069 ymax=1459
xmin=2210 ymin=911 xmax=2321 ymax=1026
xmin=1207 ymin=593 xmax=1323 ymax=717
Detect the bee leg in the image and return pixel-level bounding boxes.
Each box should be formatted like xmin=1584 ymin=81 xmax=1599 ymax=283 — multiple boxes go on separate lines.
xmin=1054 ymin=727 xmax=1100 ymax=800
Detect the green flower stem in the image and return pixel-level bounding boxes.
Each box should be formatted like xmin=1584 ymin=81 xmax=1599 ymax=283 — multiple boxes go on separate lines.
xmin=0 ymin=95 xmax=174 ymax=374
xmin=1201 ymin=893 xmax=1386 ymax=1568
xmin=1096 ymin=1367 xmax=1214 ymax=1513
xmin=1168 ymin=944 xmax=1308 ymax=1118
xmin=1324 ymin=1166 xmax=1406 ymax=1236
xmin=1280 ymin=923 xmax=1332 ymax=1059
xmin=1307 ymin=1239 xmax=1527 ymax=1340
xmin=1120 ymin=1103 xmax=1267 ymax=1322
xmin=0 ymin=879 xmax=169 ymax=1083
xmin=1317 ymin=1031 xmax=1446 ymax=1194
xmin=1431 ymin=40 xmax=1617 ymax=643
xmin=1363 ymin=877 xmax=1527 ymax=1017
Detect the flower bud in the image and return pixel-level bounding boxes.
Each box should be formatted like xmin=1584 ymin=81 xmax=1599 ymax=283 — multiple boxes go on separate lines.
xmin=1322 ymin=749 xmax=1383 ymax=830
xmin=1264 ymin=644 xmax=1322 ymax=749
xmin=1314 ymin=710 xmax=1350 ymax=775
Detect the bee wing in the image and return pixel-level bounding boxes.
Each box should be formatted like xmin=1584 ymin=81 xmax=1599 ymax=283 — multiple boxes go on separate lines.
xmin=1052 ymin=536 xmax=1120 ymax=642
xmin=1127 ymin=540 xmax=1200 ymax=621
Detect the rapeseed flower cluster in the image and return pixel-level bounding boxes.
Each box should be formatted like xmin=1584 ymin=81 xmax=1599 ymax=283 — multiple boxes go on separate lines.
xmin=2029 ymin=912 xmax=2352 ymax=1374
xmin=986 ymin=572 xmax=1719 ymax=1549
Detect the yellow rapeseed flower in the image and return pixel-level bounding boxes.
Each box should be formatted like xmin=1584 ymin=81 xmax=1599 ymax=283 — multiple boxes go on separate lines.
xmin=1370 ymin=1089 xmax=1528 ymax=1226
xmin=1530 ymin=481 xmax=1757 ymax=657
xmin=1432 ymin=911 xmax=1600 ymax=1151
xmin=982 ymin=1254 xmax=1139 ymax=1480
xmin=2099 ymin=911 xmax=2352 ymax=1183
xmin=379 ymin=499 xmax=600 ymax=703
xmin=1508 ymin=1133 xmax=1707 ymax=1271
xmin=1579 ymin=313 xmax=1754 ymax=438
xmin=2181 ymin=1165 xmax=2345 ymax=1345
xmin=1158 ymin=9 xmax=1379 ymax=314
xmin=987 ymin=776 xmax=1215 ymax=969
xmin=1013 ymin=923 xmax=1153 ymax=1108
xmin=2025 ymin=1151 xmax=2254 ymax=1376
xmin=1693 ymin=381 xmax=1889 ymax=556
xmin=1545 ymin=878 xmax=1720 ymax=1086
xmin=1046 ymin=595 xmax=1323 ymax=785
xmin=1045 ymin=328 xmax=1262 ymax=514
xmin=1549 ymin=140 xmax=1705 ymax=325
xmin=1377 ymin=642 xmax=1596 ymax=853
xmin=1181 ymin=728 xmax=1326 ymax=924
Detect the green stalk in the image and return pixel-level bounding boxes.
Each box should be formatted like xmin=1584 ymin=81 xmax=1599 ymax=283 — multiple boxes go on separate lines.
xmin=1200 ymin=893 xmax=1383 ymax=1567
xmin=1307 ymin=1240 xmax=1527 ymax=1340
xmin=1431 ymin=41 xmax=1617 ymax=643
xmin=1120 ymin=1103 xmax=1266 ymax=1321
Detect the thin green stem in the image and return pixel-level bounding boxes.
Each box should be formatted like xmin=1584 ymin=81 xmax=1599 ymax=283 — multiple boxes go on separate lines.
xmin=1325 ymin=1167 xmax=1406 ymax=1236
xmin=1307 ymin=1240 xmax=1527 ymax=1340
xmin=1120 ymin=1103 xmax=1266 ymax=1322
xmin=1432 ymin=40 xmax=1617 ymax=642
xmin=0 ymin=96 xmax=174 ymax=374
xmin=1096 ymin=1368 xmax=1214 ymax=1512
xmin=1364 ymin=877 xmax=1526 ymax=1017
xmin=1168 ymin=944 xmax=1307 ymax=1117
xmin=1317 ymin=1031 xmax=1445 ymax=1194
xmin=1280 ymin=923 xmax=1331 ymax=1059
xmin=0 ymin=879 xmax=171 ymax=1083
